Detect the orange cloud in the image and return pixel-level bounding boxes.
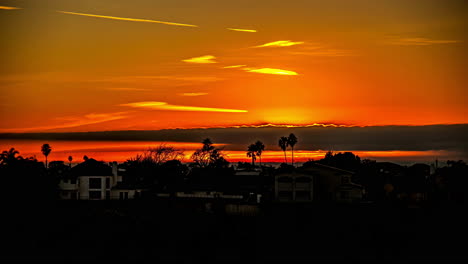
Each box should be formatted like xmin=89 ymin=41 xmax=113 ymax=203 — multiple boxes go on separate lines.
xmin=0 ymin=112 xmax=129 ymax=133
xmin=244 ymin=68 xmax=298 ymax=76
xmin=255 ymin=40 xmax=304 ymax=48
xmin=227 ymin=28 xmax=257 ymax=33
xmin=0 ymin=6 xmax=21 ymax=10
xmin=388 ymin=37 xmax=460 ymax=46
xmin=179 ymin=92 xmax=208 ymax=97
xmin=57 ymin=11 xmax=198 ymax=27
xmin=182 ymin=55 xmax=217 ymax=64
xmin=222 ymin=65 xmax=247 ymax=69
xmin=121 ymin=101 xmax=247 ymax=113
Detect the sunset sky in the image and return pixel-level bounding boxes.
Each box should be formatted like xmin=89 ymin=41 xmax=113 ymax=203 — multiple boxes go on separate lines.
xmin=0 ymin=1 xmax=467 ymax=162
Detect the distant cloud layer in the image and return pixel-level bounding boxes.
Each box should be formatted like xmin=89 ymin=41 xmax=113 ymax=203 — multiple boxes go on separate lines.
xmin=2 ymin=125 xmax=467 ymax=159
xmin=244 ymin=67 xmax=298 ymax=76
xmin=388 ymin=37 xmax=460 ymax=46
xmin=121 ymin=101 xmax=247 ymax=113
xmin=57 ymin=11 xmax=198 ymax=27
xmin=227 ymin=28 xmax=257 ymax=33
xmin=255 ymin=40 xmax=304 ymax=48
xmin=182 ymin=55 xmax=217 ymax=64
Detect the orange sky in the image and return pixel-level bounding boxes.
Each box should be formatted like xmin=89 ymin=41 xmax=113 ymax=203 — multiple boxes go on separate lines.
xmin=0 ymin=0 xmax=467 ymax=133
xmin=0 ymin=140 xmax=457 ymax=164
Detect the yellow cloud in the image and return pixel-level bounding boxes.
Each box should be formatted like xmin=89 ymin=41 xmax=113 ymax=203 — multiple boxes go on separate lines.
xmin=57 ymin=11 xmax=198 ymax=27
xmin=389 ymin=37 xmax=460 ymax=46
xmin=255 ymin=40 xmax=304 ymax=48
xmin=222 ymin=65 xmax=247 ymax=69
xmin=182 ymin=55 xmax=217 ymax=64
xmin=227 ymin=28 xmax=257 ymax=33
xmin=179 ymin=92 xmax=209 ymax=96
xmin=121 ymin=101 xmax=247 ymax=113
xmin=244 ymin=68 xmax=298 ymax=76
xmin=0 ymin=6 xmax=21 ymax=10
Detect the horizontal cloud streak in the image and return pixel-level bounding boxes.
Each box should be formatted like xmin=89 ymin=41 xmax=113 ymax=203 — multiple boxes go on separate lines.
xmin=222 ymin=65 xmax=247 ymax=69
xmin=182 ymin=55 xmax=217 ymax=64
xmin=0 ymin=112 xmax=129 ymax=133
xmin=255 ymin=40 xmax=304 ymax=48
xmin=227 ymin=28 xmax=257 ymax=32
xmin=388 ymin=37 xmax=460 ymax=46
xmin=179 ymin=92 xmax=208 ymax=97
xmin=57 ymin=11 xmax=198 ymax=27
xmin=2 ymin=125 xmax=467 ymax=159
xmin=121 ymin=101 xmax=247 ymax=113
xmin=0 ymin=6 xmax=21 ymax=10
xmin=244 ymin=68 xmax=298 ymax=76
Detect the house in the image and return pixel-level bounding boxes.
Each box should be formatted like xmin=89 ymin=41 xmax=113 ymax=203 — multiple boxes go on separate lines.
xmin=58 ymin=159 xmax=142 ymax=200
xmin=274 ymin=162 xmax=364 ymax=203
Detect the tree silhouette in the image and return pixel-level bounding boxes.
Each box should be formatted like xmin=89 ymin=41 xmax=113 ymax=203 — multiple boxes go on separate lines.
xmin=68 ymin=155 xmax=73 ymax=167
xmin=278 ymin=137 xmax=289 ymax=164
xmin=288 ymin=133 xmax=298 ymax=166
xmin=255 ymin=140 xmax=265 ymax=167
xmin=191 ymin=138 xmax=228 ymax=168
xmin=83 ymin=155 xmax=89 ymax=161
xmin=41 ymin=144 xmax=52 ymax=169
xmin=0 ymin=148 xmax=20 ymax=165
xmin=247 ymin=144 xmax=257 ymax=166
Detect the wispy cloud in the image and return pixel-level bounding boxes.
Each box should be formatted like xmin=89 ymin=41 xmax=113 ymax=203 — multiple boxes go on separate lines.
xmin=121 ymin=101 xmax=247 ymax=113
xmin=289 ymin=49 xmax=355 ymax=57
xmin=222 ymin=65 xmax=247 ymax=69
xmin=243 ymin=68 xmax=298 ymax=76
xmin=105 ymin=87 xmax=151 ymax=91
xmin=0 ymin=6 xmax=21 ymax=10
xmin=182 ymin=55 xmax=217 ymax=64
xmin=227 ymin=28 xmax=257 ymax=33
xmin=388 ymin=37 xmax=461 ymax=46
xmin=179 ymin=92 xmax=209 ymax=97
xmin=0 ymin=112 xmax=129 ymax=132
xmin=254 ymin=40 xmax=304 ymax=48
xmin=134 ymin=75 xmax=224 ymax=82
xmin=57 ymin=11 xmax=198 ymax=27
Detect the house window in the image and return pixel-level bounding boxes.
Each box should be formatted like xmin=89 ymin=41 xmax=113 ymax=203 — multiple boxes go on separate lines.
xmin=340 ymin=191 xmax=349 ymax=199
xmin=105 ymin=178 xmax=110 ymax=189
xmin=89 ymin=178 xmax=101 ymax=189
xmin=71 ymin=192 xmax=77 ymax=200
xmin=89 ymin=191 xmax=101 ymax=200
xmin=106 ymin=191 xmax=111 ymax=200
xmin=124 ymin=192 xmax=129 ymax=199
xmin=295 ymin=191 xmax=311 ymax=201
xmin=278 ymin=191 xmax=293 ymax=201
xmin=342 ymin=176 xmax=350 ymax=184
xmin=119 ymin=192 xmax=124 ymax=200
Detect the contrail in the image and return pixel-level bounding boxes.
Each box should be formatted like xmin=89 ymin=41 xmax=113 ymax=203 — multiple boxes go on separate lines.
xmin=57 ymin=10 xmax=198 ymax=28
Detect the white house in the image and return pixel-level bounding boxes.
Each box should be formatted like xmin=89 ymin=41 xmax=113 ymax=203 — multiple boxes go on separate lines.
xmin=58 ymin=160 xmax=142 ymax=200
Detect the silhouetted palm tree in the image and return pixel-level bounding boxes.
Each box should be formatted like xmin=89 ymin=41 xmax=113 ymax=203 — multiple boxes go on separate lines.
xmin=0 ymin=147 xmax=20 ymax=165
xmin=278 ymin=137 xmax=289 ymax=164
xmin=41 ymin=144 xmax=52 ymax=169
xmin=68 ymin=155 xmax=73 ymax=167
xmin=255 ymin=141 xmax=265 ymax=167
xmin=288 ymin=133 xmax=298 ymax=166
xmin=247 ymin=144 xmax=257 ymax=167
